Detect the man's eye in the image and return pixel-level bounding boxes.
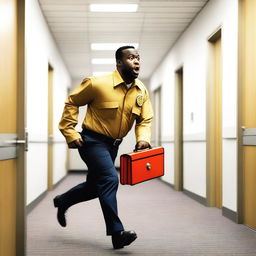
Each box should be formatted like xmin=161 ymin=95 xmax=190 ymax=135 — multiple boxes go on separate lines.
xmin=129 ymin=56 xmax=134 ymax=60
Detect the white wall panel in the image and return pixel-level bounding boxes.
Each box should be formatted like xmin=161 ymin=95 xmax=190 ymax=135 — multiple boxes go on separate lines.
xmin=53 ymin=143 xmax=67 ymax=184
xmin=26 ymin=144 xmax=48 ymax=205
xmin=160 ymin=142 xmax=174 ymax=185
xmin=149 ymin=0 xmax=238 ymax=211
xmin=222 ymin=139 xmax=237 ymax=211
xmin=183 ymin=142 xmax=206 ymax=197
xmin=26 ymin=0 xmax=71 ymax=205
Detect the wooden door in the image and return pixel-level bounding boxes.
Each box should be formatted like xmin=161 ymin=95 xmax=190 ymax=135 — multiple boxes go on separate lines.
xmin=240 ymin=0 xmax=256 ymax=229
xmin=207 ymin=31 xmax=222 ymax=208
xmin=0 ymin=0 xmax=25 ymax=255
xmin=214 ymin=38 xmax=222 ymax=208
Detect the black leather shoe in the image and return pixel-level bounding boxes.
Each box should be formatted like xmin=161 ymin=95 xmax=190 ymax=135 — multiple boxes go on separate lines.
xmin=53 ymin=195 xmax=67 ymax=227
xmin=112 ymin=230 xmax=137 ymax=249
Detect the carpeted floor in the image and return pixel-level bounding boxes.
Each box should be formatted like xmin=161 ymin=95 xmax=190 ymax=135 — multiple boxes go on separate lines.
xmin=27 ymin=173 xmax=256 ymax=255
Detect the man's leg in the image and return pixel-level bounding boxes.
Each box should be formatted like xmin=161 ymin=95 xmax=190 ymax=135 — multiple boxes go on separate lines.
xmin=53 ymin=142 xmax=99 ymax=226
xmin=53 ymin=174 xmax=98 ymax=227
xmin=81 ymin=140 xmax=124 ymax=235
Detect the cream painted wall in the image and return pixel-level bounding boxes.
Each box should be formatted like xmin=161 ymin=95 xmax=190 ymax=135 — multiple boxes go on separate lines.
xmin=26 ymin=0 xmax=71 ymax=205
xmin=149 ymin=0 xmax=238 ymax=211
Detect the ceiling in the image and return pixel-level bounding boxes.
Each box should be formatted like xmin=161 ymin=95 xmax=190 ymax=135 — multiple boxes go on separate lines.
xmin=39 ymin=0 xmax=208 ymax=81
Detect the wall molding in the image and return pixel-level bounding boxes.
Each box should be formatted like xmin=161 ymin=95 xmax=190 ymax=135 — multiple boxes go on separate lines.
xmin=159 ymin=178 xmax=175 ymax=189
xmin=183 ymin=189 xmax=207 ymax=206
xmin=53 ymin=174 xmax=68 ymax=189
xmin=26 ymin=190 xmax=48 ymax=214
xmin=68 ymin=169 xmax=88 ymax=173
xmin=26 ymin=175 xmax=68 ymax=214
xmin=222 ymin=206 xmax=237 ymax=223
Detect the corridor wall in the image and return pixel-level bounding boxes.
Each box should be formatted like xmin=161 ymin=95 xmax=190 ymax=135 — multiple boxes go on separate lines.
xmin=149 ymin=0 xmax=238 ymax=212
xmin=26 ymin=0 xmax=71 ymax=205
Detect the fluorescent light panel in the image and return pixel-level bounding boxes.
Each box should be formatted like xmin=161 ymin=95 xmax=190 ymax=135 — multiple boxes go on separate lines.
xmin=91 ymin=43 xmax=139 ymax=51
xmin=90 ymin=4 xmax=138 ymax=12
xmin=91 ymin=58 xmax=116 ymax=64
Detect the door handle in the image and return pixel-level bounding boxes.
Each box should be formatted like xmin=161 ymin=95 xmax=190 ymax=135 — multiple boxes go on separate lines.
xmin=0 ymin=132 xmax=28 ymax=151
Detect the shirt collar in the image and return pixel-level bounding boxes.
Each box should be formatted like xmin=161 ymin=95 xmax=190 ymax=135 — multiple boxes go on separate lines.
xmin=113 ymin=69 xmax=143 ymax=91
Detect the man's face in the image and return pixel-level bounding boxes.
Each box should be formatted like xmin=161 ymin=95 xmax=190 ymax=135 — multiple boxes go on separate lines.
xmin=118 ymin=48 xmax=140 ymax=80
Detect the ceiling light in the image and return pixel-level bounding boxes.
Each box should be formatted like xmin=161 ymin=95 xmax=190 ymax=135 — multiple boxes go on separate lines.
xmin=93 ymin=72 xmax=111 ymax=76
xmin=90 ymin=4 xmax=138 ymax=12
xmin=91 ymin=58 xmax=116 ymax=64
xmin=91 ymin=43 xmax=139 ymax=51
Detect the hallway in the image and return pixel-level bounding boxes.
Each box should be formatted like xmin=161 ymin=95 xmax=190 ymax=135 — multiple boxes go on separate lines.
xmin=27 ymin=173 xmax=256 ymax=256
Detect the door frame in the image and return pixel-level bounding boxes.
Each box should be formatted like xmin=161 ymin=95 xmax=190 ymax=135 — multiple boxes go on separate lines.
xmin=16 ymin=0 xmax=26 ymax=254
xmin=237 ymin=0 xmax=244 ymax=225
xmin=174 ymin=66 xmax=183 ymax=191
xmin=153 ymin=86 xmax=162 ymax=147
xmin=206 ymin=27 xmax=222 ymax=207
xmin=48 ymin=64 xmax=54 ymax=190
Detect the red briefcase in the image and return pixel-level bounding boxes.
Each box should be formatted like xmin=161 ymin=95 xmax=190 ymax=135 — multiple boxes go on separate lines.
xmin=120 ymin=146 xmax=164 ymax=185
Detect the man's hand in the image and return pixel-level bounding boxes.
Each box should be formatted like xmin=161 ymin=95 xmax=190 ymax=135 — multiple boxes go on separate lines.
xmin=135 ymin=140 xmax=151 ymax=151
xmin=68 ymin=138 xmax=84 ymax=148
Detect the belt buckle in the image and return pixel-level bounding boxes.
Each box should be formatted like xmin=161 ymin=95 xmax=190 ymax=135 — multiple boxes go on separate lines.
xmin=113 ymin=138 xmax=122 ymax=146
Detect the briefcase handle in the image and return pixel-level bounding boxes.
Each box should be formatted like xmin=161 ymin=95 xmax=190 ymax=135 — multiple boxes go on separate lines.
xmin=133 ymin=144 xmax=152 ymax=152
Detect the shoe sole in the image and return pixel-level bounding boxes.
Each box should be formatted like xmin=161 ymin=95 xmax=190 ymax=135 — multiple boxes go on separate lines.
xmin=125 ymin=234 xmax=137 ymax=246
xmin=113 ymin=234 xmax=137 ymax=249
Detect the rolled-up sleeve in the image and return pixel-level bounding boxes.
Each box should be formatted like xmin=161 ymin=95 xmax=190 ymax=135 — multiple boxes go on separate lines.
xmin=58 ymin=78 xmax=94 ymax=143
xmin=135 ymin=90 xmax=153 ymax=143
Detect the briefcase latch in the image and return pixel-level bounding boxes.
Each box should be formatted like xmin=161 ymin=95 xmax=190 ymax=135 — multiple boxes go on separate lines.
xmin=146 ymin=163 xmax=151 ymax=171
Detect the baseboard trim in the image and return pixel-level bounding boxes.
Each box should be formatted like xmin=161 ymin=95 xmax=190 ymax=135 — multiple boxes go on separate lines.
xmin=222 ymin=207 xmax=237 ymax=223
xmin=68 ymin=169 xmax=88 ymax=173
xmin=159 ymin=178 xmax=175 ymax=189
xmin=26 ymin=175 xmax=69 ymax=214
xmin=53 ymin=174 xmax=68 ymax=189
xmin=183 ymin=189 xmax=207 ymax=206
xmin=26 ymin=190 xmax=48 ymax=215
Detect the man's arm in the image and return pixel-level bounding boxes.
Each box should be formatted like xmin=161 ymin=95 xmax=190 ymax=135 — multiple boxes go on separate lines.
xmin=135 ymin=90 xmax=153 ymax=150
xmin=59 ymin=78 xmax=94 ymax=148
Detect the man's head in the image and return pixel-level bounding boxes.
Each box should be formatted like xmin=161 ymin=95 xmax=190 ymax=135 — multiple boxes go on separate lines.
xmin=115 ymin=46 xmax=140 ymax=83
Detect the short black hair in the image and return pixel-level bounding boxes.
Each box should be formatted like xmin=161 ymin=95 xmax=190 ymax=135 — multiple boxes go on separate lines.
xmin=115 ymin=45 xmax=135 ymax=60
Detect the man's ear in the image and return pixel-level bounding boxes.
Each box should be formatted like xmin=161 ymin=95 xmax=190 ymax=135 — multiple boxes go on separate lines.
xmin=116 ymin=59 xmax=122 ymax=67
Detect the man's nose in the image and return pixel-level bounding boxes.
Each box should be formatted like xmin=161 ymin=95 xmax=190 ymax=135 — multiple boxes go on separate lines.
xmin=134 ymin=58 xmax=140 ymax=64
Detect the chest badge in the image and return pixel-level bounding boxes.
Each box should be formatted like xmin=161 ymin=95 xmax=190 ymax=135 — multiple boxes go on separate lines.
xmin=136 ymin=94 xmax=143 ymax=107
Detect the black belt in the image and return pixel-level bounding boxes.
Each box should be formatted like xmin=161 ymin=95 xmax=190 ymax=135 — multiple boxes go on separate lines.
xmin=82 ymin=129 xmax=123 ymax=147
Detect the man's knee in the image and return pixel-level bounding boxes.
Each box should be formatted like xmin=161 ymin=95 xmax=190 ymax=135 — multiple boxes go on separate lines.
xmin=107 ymin=174 xmax=119 ymax=187
xmin=98 ymin=173 xmax=119 ymax=191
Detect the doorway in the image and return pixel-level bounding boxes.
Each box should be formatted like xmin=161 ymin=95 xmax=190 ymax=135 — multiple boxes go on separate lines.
xmin=174 ymin=67 xmax=183 ymax=191
xmin=206 ymin=29 xmax=222 ymax=208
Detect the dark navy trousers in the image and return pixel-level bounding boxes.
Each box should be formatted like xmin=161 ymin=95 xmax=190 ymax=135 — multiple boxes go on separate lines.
xmin=59 ymin=131 xmax=124 ymax=235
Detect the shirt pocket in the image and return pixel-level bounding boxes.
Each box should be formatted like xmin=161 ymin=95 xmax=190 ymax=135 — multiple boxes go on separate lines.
xmin=97 ymin=101 xmax=119 ymax=119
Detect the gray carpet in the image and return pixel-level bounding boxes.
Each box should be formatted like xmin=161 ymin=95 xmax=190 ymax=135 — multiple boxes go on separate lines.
xmin=27 ymin=173 xmax=256 ymax=255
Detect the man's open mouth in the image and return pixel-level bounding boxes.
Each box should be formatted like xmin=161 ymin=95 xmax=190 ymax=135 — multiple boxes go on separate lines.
xmin=133 ymin=67 xmax=140 ymax=74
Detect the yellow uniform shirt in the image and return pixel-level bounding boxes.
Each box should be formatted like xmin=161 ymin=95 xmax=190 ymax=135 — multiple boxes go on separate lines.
xmin=59 ymin=70 xmax=153 ymax=144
